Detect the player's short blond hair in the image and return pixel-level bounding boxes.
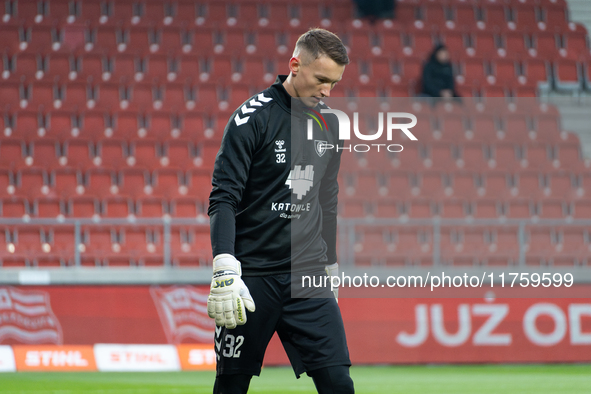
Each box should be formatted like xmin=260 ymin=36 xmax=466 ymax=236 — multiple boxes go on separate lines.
xmin=293 ymin=28 xmax=349 ymax=66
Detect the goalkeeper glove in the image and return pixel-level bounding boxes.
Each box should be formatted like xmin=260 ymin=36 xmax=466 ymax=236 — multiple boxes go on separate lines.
xmin=207 ymin=254 xmax=256 ymax=329
xmin=325 ymin=262 xmax=339 ymax=302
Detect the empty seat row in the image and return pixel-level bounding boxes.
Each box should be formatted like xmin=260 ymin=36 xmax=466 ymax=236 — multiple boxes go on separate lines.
xmin=1 ymin=138 xmax=585 ymax=173
xmin=0 ymin=224 xmax=212 ymax=268
xmin=5 ymin=196 xmax=589 ymax=221
xmin=0 ymin=139 xmax=220 ymax=171
xmin=354 ymin=224 xmax=589 ymax=255
xmin=0 ymin=167 xmax=213 ymax=199
xmin=3 ymin=166 xmax=590 ymax=201
xmin=341 ymin=141 xmax=586 ymax=172
xmin=0 ymin=196 xmax=209 ymax=219
xmin=0 ymin=81 xmax=259 ymax=116
xmin=340 ymin=170 xmax=591 ymax=200
xmin=340 ymin=198 xmax=591 ymax=219
xmin=0 ymin=25 xmax=590 ymax=60
xmin=0 ymin=100 xmax=567 ymax=141
xmin=1 ymin=53 xmax=279 ymax=86
xmin=354 ymin=226 xmax=590 ymax=267
xmin=1 ymin=111 xmax=225 ymax=141
xmin=1 ymin=0 xmax=573 ymax=34
xmin=0 ymin=0 xmax=354 ymax=31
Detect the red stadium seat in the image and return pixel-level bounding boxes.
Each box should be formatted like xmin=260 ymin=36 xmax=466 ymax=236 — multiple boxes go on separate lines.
xmin=440 ymin=200 xmax=468 ymax=219
xmin=0 ymin=139 xmax=25 ymax=169
xmin=51 ymin=168 xmax=81 ymax=198
xmin=164 ymin=140 xmax=195 ymax=169
xmin=33 ymin=198 xmax=64 ymax=218
xmin=473 ymin=199 xmax=500 ymax=219
xmin=102 ymin=196 xmax=133 ymax=218
xmin=152 ymin=168 xmax=183 ymax=197
xmin=64 ymin=139 xmax=94 ymax=169
xmin=129 ymin=140 xmax=160 ymax=168
xmin=52 ymin=227 xmax=77 ymax=260
xmin=96 ymin=139 xmax=128 ymax=169
xmin=68 ymin=197 xmax=99 ymax=218
xmin=16 ymin=168 xmax=49 ymax=199
xmin=452 ymin=172 xmax=478 ymax=198
xmin=187 ymin=169 xmax=213 ymax=201
xmin=118 ymin=168 xmax=150 ymax=197
xmin=195 ymin=141 xmax=220 ymax=170
xmin=171 ymin=226 xmax=212 ymax=266
xmin=85 ymin=168 xmax=117 ymax=198
xmin=1 ymin=197 xmax=30 ymax=218
xmin=171 ymin=197 xmax=204 ymax=219
xmin=557 ymin=30 xmax=589 ymax=60
xmin=136 ymin=197 xmax=169 ymax=218
xmin=553 ymin=60 xmax=582 ymax=92
xmin=525 ymin=226 xmax=553 ymax=265
xmin=483 ymin=172 xmax=510 ymax=200
xmin=0 ymin=169 xmax=15 ymax=197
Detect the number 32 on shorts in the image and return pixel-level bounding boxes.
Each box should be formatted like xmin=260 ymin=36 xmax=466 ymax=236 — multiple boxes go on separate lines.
xmin=223 ymin=334 xmax=244 ymax=358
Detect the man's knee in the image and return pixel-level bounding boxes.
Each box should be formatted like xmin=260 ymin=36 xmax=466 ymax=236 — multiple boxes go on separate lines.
xmin=213 ymin=374 xmax=252 ymax=394
xmin=309 ymin=365 xmax=354 ymax=394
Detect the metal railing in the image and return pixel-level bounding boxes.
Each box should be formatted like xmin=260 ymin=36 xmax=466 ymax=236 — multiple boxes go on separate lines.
xmin=0 ymin=217 xmax=589 ymax=284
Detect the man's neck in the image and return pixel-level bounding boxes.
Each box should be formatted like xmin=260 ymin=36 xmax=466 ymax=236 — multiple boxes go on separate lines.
xmin=282 ymin=74 xmax=297 ymax=98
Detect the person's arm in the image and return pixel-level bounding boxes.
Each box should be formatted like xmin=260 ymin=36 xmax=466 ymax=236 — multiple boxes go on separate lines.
xmin=318 ymin=149 xmax=343 ymax=266
xmin=208 ymin=114 xmax=260 ymax=256
xmin=319 ymin=148 xmax=343 ymax=301
xmin=207 ymin=113 xmax=260 ymax=329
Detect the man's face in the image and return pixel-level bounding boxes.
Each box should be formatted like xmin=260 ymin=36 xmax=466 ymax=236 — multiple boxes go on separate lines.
xmin=291 ymin=54 xmax=345 ymax=108
xmin=436 ymin=48 xmax=450 ymax=64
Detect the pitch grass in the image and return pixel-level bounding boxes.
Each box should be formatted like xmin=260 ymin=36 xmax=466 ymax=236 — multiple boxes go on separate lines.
xmin=0 ymin=364 xmax=590 ymax=393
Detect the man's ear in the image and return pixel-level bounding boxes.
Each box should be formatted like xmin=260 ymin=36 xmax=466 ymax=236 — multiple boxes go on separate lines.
xmin=288 ymin=57 xmax=300 ymax=76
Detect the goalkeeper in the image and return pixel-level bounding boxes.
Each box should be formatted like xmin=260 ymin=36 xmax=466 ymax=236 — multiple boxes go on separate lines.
xmin=207 ymin=29 xmax=354 ymax=394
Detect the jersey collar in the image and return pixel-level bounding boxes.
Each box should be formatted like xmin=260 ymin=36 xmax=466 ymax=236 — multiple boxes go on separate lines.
xmin=271 ymin=75 xmax=319 ymax=116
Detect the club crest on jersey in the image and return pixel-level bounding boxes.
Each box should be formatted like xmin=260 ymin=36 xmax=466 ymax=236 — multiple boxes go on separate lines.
xmin=314 ymin=140 xmax=328 ymax=157
xmin=285 ymin=165 xmax=314 ymax=200
xmin=275 ymin=140 xmax=286 ymax=153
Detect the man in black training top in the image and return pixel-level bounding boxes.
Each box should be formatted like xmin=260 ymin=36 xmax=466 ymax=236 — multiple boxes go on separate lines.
xmin=207 ymin=29 xmax=354 ymax=394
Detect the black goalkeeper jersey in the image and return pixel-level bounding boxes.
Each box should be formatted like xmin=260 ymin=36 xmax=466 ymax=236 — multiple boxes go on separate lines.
xmin=208 ymin=75 xmax=342 ymax=275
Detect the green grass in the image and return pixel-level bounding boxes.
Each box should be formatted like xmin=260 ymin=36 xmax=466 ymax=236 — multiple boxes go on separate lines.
xmin=0 ymin=364 xmax=590 ymax=393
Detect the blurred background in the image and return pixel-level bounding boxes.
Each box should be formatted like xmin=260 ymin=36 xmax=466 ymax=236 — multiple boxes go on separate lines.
xmin=0 ymin=0 xmax=591 ymax=377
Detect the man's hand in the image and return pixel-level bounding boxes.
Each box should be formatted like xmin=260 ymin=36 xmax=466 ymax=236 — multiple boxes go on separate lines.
xmin=207 ymin=254 xmax=256 ymax=329
xmin=325 ymin=262 xmax=339 ymax=302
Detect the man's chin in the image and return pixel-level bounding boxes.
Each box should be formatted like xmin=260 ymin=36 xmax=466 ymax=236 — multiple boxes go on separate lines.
xmin=302 ymin=97 xmax=320 ymax=107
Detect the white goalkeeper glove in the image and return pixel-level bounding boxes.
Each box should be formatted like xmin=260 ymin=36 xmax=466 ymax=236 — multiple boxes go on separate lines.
xmin=325 ymin=262 xmax=339 ymax=302
xmin=207 ymin=254 xmax=256 ymax=329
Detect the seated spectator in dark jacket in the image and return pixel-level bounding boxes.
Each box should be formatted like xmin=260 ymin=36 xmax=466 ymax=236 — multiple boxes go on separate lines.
xmin=420 ymin=44 xmax=459 ymax=98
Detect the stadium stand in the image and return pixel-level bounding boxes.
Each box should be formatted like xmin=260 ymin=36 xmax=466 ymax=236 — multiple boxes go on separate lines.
xmin=0 ymin=0 xmax=590 ymax=271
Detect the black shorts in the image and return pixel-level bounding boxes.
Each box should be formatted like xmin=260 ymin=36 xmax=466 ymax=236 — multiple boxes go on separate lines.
xmin=214 ymin=273 xmax=351 ymax=377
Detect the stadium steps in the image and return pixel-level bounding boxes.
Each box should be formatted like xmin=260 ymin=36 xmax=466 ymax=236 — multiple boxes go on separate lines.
xmin=545 ymin=95 xmax=591 ymax=159
xmin=566 ymin=0 xmax=591 ymax=36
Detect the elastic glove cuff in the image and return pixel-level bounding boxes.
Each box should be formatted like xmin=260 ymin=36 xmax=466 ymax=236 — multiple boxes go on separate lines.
xmin=213 ymin=253 xmax=241 ymax=275
xmin=325 ymin=262 xmax=339 ymax=276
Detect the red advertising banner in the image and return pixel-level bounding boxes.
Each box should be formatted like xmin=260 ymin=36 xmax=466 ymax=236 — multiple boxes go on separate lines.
xmin=177 ymin=344 xmax=217 ymax=370
xmin=339 ymin=297 xmax=591 ymax=364
xmin=0 ymin=285 xmax=590 ymax=365
xmin=12 ymin=345 xmax=96 ymax=371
